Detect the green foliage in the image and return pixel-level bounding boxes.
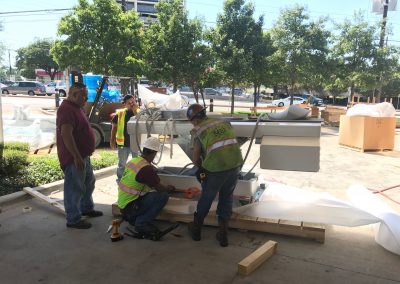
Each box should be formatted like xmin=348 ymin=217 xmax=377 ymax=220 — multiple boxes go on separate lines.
xmin=0 ymin=142 xmax=30 ymax=152
xmin=330 ymin=12 xmax=378 ymax=98
xmin=0 ymin=149 xmax=29 ymax=175
xmin=16 ymin=39 xmax=59 ymax=80
xmin=270 ymin=5 xmax=330 ymax=96
xmin=209 ymin=0 xmax=260 ymax=112
xmin=0 ymin=150 xmax=118 ymax=197
xmin=52 ymin=0 xmax=144 ymax=76
xmin=91 ymin=150 xmax=119 ymax=170
xmin=144 ymin=0 xmax=202 ymax=92
xmin=26 ymin=155 xmax=64 ymax=186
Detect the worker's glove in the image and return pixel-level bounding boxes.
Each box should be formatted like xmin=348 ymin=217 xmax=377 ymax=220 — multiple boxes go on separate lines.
xmin=195 ymin=167 xmax=206 ymax=184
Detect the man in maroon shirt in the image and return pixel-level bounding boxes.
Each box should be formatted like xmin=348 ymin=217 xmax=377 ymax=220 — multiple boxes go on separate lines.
xmin=56 ymin=82 xmax=103 ymax=229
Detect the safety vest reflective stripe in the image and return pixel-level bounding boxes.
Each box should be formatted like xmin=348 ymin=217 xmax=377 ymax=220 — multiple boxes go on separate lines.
xmin=126 ymin=159 xmax=148 ymax=173
xmin=194 ymin=120 xmax=225 ymax=136
xmin=206 ymin=138 xmax=238 ymax=155
xmin=117 ymin=180 xmax=143 ymax=195
xmin=115 ymin=109 xmax=126 ymax=146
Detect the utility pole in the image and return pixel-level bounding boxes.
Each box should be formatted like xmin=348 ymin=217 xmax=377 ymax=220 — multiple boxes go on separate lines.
xmin=121 ymin=0 xmax=126 ymax=12
xmin=379 ymin=0 xmax=389 ymax=49
xmin=377 ymin=0 xmax=389 ymax=103
xmin=8 ymin=50 xmax=12 ymax=80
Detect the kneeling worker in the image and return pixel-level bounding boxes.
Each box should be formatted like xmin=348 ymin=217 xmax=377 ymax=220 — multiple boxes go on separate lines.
xmin=117 ymin=137 xmax=176 ymax=235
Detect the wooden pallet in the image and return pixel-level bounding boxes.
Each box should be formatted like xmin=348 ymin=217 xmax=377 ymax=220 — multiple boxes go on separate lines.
xmin=112 ymin=203 xmax=325 ymax=242
xmin=339 ymin=143 xmax=393 ymax=153
xmin=157 ymin=211 xmax=325 ymax=243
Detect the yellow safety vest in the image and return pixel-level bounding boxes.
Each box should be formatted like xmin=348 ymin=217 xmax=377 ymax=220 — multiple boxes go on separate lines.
xmin=115 ymin=108 xmax=127 ymax=146
xmin=117 ymin=156 xmax=153 ymax=209
xmin=191 ymin=117 xmax=243 ymax=172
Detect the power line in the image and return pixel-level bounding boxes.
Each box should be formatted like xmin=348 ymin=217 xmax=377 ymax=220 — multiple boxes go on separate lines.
xmin=0 ymin=8 xmax=72 ymax=15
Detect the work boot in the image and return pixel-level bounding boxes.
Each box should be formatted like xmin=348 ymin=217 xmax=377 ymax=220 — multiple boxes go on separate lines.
xmin=188 ymin=212 xmax=203 ymax=241
xmin=216 ymin=218 xmax=229 ymax=247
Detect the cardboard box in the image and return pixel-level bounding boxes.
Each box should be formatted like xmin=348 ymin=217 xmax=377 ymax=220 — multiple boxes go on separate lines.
xmin=338 ymin=115 xmax=396 ymax=151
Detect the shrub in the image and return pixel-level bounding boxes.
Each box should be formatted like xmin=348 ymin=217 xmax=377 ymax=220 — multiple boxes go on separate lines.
xmin=0 ymin=142 xmax=30 ymax=152
xmin=91 ymin=150 xmax=119 ymax=170
xmin=26 ymin=155 xmax=64 ymax=187
xmin=0 ymin=149 xmax=29 ymax=175
xmin=0 ymin=150 xmax=118 ymax=197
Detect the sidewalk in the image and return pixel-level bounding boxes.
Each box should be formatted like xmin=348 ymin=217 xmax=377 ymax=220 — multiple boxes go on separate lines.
xmin=0 ymin=126 xmax=399 ymax=284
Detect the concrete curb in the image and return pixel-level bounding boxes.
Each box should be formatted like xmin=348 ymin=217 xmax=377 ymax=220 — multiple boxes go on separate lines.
xmin=0 ymin=165 xmax=116 ymax=208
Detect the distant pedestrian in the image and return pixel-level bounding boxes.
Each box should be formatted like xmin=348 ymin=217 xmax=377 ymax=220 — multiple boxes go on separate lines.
xmin=56 ymin=82 xmax=103 ymax=229
xmin=110 ymin=95 xmax=140 ymax=181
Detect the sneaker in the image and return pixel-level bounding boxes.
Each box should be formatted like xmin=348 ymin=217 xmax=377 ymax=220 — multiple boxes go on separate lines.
xmin=66 ymin=220 xmax=92 ymax=229
xmin=82 ymin=210 xmax=103 ymax=217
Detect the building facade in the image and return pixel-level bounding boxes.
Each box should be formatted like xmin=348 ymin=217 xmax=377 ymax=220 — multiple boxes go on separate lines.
xmin=116 ymin=0 xmax=185 ymax=25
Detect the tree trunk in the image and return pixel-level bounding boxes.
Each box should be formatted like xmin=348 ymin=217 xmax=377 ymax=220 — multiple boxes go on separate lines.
xmin=230 ymin=84 xmax=235 ymax=115
xmin=253 ymin=84 xmax=257 ymax=107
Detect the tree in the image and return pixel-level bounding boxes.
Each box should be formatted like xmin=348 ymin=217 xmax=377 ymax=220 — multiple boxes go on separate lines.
xmin=373 ymin=43 xmax=400 ymax=100
xmin=248 ymin=28 xmax=275 ymax=107
xmin=51 ymin=0 xmax=144 ymax=76
xmin=143 ymin=0 xmax=201 ymax=92
xmin=15 ymin=39 xmax=58 ymax=79
xmin=210 ymin=0 xmax=257 ymax=114
xmin=270 ymin=5 xmax=330 ymax=103
xmin=331 ymin=12 xmax=378 ymax=103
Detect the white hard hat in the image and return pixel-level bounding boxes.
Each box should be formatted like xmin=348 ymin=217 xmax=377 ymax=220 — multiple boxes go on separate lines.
xmin=142 ymin=137 xmax=161 ymax=152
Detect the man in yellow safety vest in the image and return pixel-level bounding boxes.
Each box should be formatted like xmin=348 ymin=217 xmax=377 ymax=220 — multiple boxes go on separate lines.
xmin=186 ymin=103 xmax=243 ymax=247
xmin=117 ymin=137 xmax=176 ymax=235
xmin=110 ymin=95 xmax=140 ymax=181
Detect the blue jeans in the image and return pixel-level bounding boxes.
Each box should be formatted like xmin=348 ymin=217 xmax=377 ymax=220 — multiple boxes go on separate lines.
xmin=63 ymin=157 xmax=96 ymax=224
xmin=121 ymin=191 xmax=169 ymax=227
xmin=196 ymin=167 xmax=241 ymax=222
xmin=117 ymin=146 xmax=137 ymax=181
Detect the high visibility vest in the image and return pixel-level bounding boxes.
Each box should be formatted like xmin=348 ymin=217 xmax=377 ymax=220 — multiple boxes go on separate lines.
xmin=117 ymin=156 xmax=153 ymax=209
xmin=115 ymin=108 xmax=127 ymax=146
xmin=191 ymin=117 xmax=243 ymax=172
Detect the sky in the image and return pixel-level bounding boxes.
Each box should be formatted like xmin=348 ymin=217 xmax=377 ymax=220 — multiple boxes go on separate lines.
xmin=1 ymin=0 xmax=399 ymax=66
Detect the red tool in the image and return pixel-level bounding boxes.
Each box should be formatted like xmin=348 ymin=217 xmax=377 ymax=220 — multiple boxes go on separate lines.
xmin=175 ymin=187 xmax=201 ymax=199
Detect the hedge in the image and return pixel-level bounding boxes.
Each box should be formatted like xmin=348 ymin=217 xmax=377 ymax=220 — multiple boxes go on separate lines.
xmin=0 ymin=143 xmax=118 ymax=197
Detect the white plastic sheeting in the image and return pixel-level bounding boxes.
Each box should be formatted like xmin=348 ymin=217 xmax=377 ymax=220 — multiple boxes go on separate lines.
xmin=3 ymin=104 xmax=56 ymax=150
xmin=233 ymin=182 xmax=400 ymax=255
xmin=346 ymin=102 xmax=396 ymax=117
xmin=137 ymin=85 xmax=190 ymax=110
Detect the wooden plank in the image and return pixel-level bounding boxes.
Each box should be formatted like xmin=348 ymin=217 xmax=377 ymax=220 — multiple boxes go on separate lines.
xmin=238 ymin=240 xmax=278 ymax=276
xmin=23 ymin=187 xmax=65 ymax=214
xmin=157 ymin=210 xmax=325 ymax=243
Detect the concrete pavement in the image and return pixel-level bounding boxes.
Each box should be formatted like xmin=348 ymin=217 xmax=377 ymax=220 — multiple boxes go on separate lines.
xmin=0 ymin=126 xmax=400 ymax=284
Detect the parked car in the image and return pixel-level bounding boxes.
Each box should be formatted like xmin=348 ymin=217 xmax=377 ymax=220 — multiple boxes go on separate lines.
xmin=298 ymin=94 xmax=324 ymax=106
xmin=272 ymin=96 xmax=307 ymax=107
xmin=233 ymin=88 xmax=243 ymax=96
xmin=46 ymin=81 xmax=67 ymax=97
xmin=204 ymin=88 xmax=222 ymax=96
xmin=178 ymin=86 xmax=194 ymax=96
xmin=1 ymin=81 xmax=46 ymax=96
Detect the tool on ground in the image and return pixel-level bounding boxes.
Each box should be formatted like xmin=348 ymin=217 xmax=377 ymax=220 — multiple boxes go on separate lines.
xmin=125 ymin=223 xmax=179 ymax=241
xmin=110 ymin=219 xmax=124 ymax=242
xmin=175 ymin=187 xmax=201 ymax=199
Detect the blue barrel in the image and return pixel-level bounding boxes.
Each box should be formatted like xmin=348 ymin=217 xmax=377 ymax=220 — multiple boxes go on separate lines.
xmin=69 ymin=74 xmax=121 ymax=103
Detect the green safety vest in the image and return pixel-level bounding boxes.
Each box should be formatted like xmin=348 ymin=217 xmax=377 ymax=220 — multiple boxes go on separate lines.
xmin=117 ymin=156 xmax=153 ymax=209
xmin=191 ymin=117 xmax=243 ymax=172
xmin=115 ymin=108 xmax=127 ymax=146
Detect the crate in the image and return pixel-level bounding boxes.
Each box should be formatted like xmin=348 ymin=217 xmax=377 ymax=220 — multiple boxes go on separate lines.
xmin=339 ymin=115 xmax=396 ymax=151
